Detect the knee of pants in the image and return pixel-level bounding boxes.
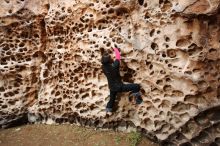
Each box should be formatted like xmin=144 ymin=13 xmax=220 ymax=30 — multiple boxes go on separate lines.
xmin=135 ymin=84 xmax=140 ymax=92
xmin=133 ymin=84 xmax=141 ymax=92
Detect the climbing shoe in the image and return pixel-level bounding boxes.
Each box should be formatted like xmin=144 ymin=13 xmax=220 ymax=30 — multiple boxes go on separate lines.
xmin=106 ymin=107 xmax=113 ymax=113
xmin=131 ymin=92 xmax=143 ymax=105
xmin=135 ymin=96 xmax=143 ymax=105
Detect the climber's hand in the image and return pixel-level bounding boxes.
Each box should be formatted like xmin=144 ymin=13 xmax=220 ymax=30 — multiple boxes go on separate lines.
xmin=112 ymin=47 xmax=121 ymax=52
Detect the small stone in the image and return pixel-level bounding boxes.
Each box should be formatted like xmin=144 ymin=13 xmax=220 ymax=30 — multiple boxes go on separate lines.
xmin=15 ymin=128 xmax=21 ymax=131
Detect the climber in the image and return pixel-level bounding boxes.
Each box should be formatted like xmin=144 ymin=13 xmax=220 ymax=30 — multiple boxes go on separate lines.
xmin=101 ymin=48 xmax=143 ymax=113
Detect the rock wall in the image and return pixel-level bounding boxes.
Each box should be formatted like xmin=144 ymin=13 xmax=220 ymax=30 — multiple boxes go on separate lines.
xmin=0 ymin=0 xmax=220 ymax=145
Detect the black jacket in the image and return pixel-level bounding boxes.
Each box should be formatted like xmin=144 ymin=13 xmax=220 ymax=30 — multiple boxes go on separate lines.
xmin=102 ymin=60 xmax=123 ymax=91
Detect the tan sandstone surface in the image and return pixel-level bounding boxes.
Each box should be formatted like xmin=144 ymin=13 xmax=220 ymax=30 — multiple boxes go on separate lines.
xmin=0 ymin=0 xmax=220 ymax=145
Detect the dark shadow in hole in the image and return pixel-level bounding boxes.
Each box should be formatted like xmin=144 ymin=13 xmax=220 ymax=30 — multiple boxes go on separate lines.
xmin=138 ymin=0 xmax=144 ymax=6
xmin=2 ymin=113 xmax=28 ymax=128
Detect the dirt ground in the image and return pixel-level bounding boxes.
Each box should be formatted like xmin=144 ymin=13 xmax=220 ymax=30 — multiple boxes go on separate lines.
xmin=0 ymin=124 xmax=158 ymax=146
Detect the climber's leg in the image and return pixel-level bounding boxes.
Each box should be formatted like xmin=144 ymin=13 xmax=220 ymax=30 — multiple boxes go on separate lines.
xmin=106 ymin=91 xmax=117 ymax=112
xmin=120 ymin=83 xmax=140 ymax=93
xmin=120 ymin=83 xmax=143 ymax=104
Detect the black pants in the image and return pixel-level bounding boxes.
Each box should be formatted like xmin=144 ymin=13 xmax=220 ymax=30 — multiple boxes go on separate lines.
xmin=106 ymin=83 xmax=140 ymax=108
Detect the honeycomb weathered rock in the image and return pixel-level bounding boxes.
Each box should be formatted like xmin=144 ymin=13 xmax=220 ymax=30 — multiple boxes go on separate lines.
xmin=0 ymin=0 xmax=220 ymax=145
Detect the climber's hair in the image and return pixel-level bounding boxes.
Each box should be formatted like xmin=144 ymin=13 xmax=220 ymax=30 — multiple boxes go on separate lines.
xmin=101 ymin=52 xmax=111 ymax=64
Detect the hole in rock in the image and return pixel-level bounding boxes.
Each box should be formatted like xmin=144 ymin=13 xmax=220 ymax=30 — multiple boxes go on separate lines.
xmin=163 ymin=85 xmax=171 ymax=91
xmin=176 ymin=38 xmax=190 ymax=47
xmin=159 ymin=100 xmax=170 ymax=108
xmin=156 ymin=80 xmax=163 ymax=85
xmin=171 ymin=102 xmax=193 ymax=112
xmin=184 ymin=71 xmax=192 ymax=75
xmin=106 ymin=4 xmax=110 ymax=8
xmin=161 ymin=0 xmax=172 ymax=11
xmin=160 ymin=70 xmax=166 ymax=74
xmin=172 ymin=90 xmax=184 ymax=97
xmin=115 ymin=7 xmax=129 ymax=16
xmin=165 ymin=36 xmax=170 ymax=42
xmin=108 ymin=8 xmax=114 ymax=14
xmin=81 ymin=93 xmax=89 ymax=99
xmin=215 ymin=137 xmax=220 ymax=143
xmin=8 ymin=100 xmax=16 ymax=105
xmin=106 ymin=42 xmax=111 ymax=47
xmin=166 ymin=77 xmax=171 ymax=82
xmin=179 ymin=142 xmax=192 ymax=146
xmin=194 ymin=131 xmax=210 ymax=143
xmin=0 ymin=87 xmax=5 ymax=92
xmin=138 ymin=0 xmax=144 ymax=5
xmin=102 ymin=11 xmax=107 ymax=15
xmin=144 ymin=13 xmax=150 ymax=19
xmin=55 ymin=91 xmax=60 ymax=96
xmin=144 ymin=3 xmax=148 ymax=7
xmin=188 ymin=43 xmax=197 ymax=49
xmin=162 ymin=53 xmax=166 ymax=58
xmin=150 ymin=29 xmax=155 ymax=37
xmin=206 ymin=86 xmax=213 ymax=92
xmin=4 ymin=114 xmax=28 ymax=128
xmin=209 ymin=48 xmax=217 ymax=53
xmin=150 ymin=71 xmax=154 ymax=75
xmin=210 ymin=142 xmax=218 ymax=146
xmin=3 ymin=45 xmax=10 ymax=51
xmin=151 ymin=42 xmax=158 ymax=50
xmin=2 ymin=105 xmax=7 ymax=109
xmin=167 ymin=49 xmax=176 ymax=58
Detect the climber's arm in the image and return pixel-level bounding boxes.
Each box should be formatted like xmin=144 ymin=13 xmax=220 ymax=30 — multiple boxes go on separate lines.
xmin=113 ymin=59 xmax=120 ymax=68
xmin=112 ymin=48 xmax=121 ymax=68
xmin=113 ymin=48 xmax=121 ymax=60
